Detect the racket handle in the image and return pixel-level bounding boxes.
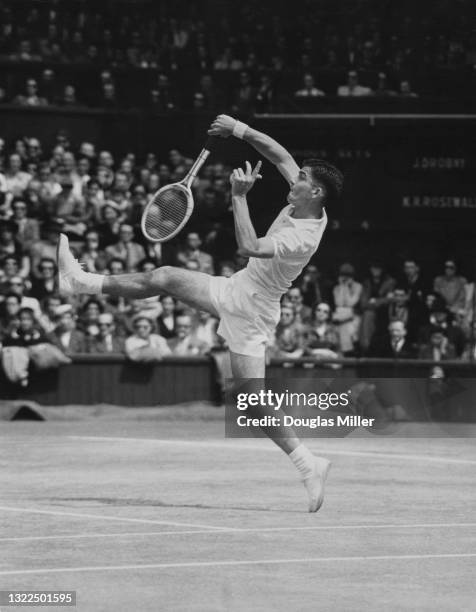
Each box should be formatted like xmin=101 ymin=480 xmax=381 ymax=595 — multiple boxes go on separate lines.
xmin=204 ymin=135 xmax=219 ymax=152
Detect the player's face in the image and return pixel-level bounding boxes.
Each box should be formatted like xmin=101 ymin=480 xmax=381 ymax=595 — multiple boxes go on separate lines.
xmin=287 ymin=167 xmax=315 ymax=206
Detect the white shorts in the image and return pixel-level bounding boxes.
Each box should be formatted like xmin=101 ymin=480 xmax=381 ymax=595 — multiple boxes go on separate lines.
xmin=208 ymin=273 xmax=280 ymax=358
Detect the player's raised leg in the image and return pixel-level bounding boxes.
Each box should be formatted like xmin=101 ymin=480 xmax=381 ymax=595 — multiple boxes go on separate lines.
xmin=229 ymin=350 xmax=331 ymax=512
xmin=57 ymin=233 xmax=218 ymax=314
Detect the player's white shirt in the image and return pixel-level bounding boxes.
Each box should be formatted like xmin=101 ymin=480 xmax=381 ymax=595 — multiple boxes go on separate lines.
xmin=239 ymin=205 xmax=327 ymax=300
xmin=237 ymin=158 xmax=327 ymax=300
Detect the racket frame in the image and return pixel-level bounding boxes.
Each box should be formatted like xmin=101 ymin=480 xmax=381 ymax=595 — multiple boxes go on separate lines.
xmin=141 ymin=147 xmax=211 ymax=243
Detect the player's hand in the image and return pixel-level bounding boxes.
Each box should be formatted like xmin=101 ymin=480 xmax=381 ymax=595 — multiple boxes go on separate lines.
xmin=230 ymin=161 xmax=262 ymax=196
xmin=208 ymin=114 xmax=236 ymax=138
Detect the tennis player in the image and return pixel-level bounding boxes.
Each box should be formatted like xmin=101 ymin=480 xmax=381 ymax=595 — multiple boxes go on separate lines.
xmin=57 ymin=114 xmax=343 ymax=512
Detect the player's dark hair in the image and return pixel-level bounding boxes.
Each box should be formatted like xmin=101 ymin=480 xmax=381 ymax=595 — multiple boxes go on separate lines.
xmin=302 ymin=159 xmax=343 ymax=206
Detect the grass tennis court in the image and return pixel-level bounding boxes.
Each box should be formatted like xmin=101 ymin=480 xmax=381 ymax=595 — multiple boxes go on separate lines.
xmin=0 ymin=411 xmax=475 ymax=612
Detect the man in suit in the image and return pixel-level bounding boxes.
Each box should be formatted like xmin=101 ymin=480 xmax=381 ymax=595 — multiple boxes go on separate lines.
xmin=86 ymin=312 xmax=125 ymax=354
xmin=11 ymin=198 xmax=40 ymax=252
xmin=48 ymin=304 xmax=86 ymax=355
xmin=418 ymin=327 xmax=457 ymax=361
xmin=105 ymin=223 xmax=145 ymax=272
xmin=369 ymin=320 xmax=415 ymax=358
xmin=167 ymin=314 xmax=209 ymax=356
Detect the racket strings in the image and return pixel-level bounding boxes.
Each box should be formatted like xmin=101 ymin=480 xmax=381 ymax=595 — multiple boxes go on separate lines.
xmin=143 ymin=187 xmax=190 ymax=241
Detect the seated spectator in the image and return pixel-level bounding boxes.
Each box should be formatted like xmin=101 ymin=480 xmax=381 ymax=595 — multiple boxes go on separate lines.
xmin=29 ymin=258 xmax=57 ymax=300
xmin=400 ymin=258 xmax=428 ymax=328
xmin=337 ymin=71 xmax=372 ymax=96
xmin=332 ymin=263 xmax=363 ymax=355
xmin=191 ymin=310 xmax=220 ymax=351
xmin=48 ymin=304 xmax=86 ymax=354
xmin=79 ymin=298 xmax=104 ymax=338
xmin=294 ymin=74 xmax=325 ymax=98
xmin=38 ymin=164 xmax=62 ymax=203
xmin=418 ymin=327 xmax=457 ymax=361
xmin=11 ymin=198 xmax=40 ymax=251
xmin=4 ymin=154 xmax=32 ymax=199
xmin=176 ymin=232 xmax=214 ymax=274
xmin=105 ymin=223 xmax=145 ymax=272
xmin=269 ymin=304 xmax=305 ymax=359
xmin=168 ymin=314 xmax=209 ymax=356
xmin=375 ymin=285 xmax=420 ymax=346
xmin=59 ymin=85 xmax=79 ymax=107
xmin=373 ymin=73 xmax=396 ymax=97
xmin=369 ymin=320 xmax=415 ymax=359
xmin=97 ymin=203 xmax=122 ymax=247
xmin=107 ymin=257 xmax=126 ymax=276
xmin=80 ymin=230 xmax=108 ymax=272
xmin=38 ymin=294 xmax=62 ymax=334
xmin=13 ymin=78 xmax=48 ymax=107
xmin=101 ymin=82 xmax=119 ymax=108
xmin=1 ymin=307 xmax=43 ymax=348
xmin=86 ymin=312 xmax=125 ymax=353
xmin=218 ymin=261 xmax=236 ymax=278
xmin=1 ymin=307 xmax=48 ymax=386
xmin=1 ymin=255 xmax=21 ymax=287
xmin=433 ymin=259 xmax=467 ymax=314
xmin=399 ymin=80 xmax=418 ymax=98
xmin=29 ymin=220 xmax=62 ymax=278
xmin=296 ymin=264 xmax=323 ymax=308
xmin=359 ymin=261 xmax=396 ymax=352
xmin=0 ymin=292 xmax=21 ymax=338
xmin=50 ymin=176 xmax=87 ymax=238
xmin=231 ymin=71 xmax=256 ymax=115
xmin=6 ymin=276 xmax=41 ymax=319
xmin=0 ymin=220 xmax=29 ymax=278
xmin=284 ymin=287 xmax=312 ymax=325
xmin=418 ymin=298 xmax=466 ymax=357
xmin=125 ymin=315 xmax=171 ymax=362
xmin=305 ymin=302 xmax=341 ymax=358
xmin=156 ymin=295 xmax=177 ymax=339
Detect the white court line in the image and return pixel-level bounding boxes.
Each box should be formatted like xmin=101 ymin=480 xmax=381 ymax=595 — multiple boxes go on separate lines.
xmin=1 ymin=552 xmax=475 ymax=576
xmin=1 ymin=522 xmax=476 ymax=543
xmin=0 ymin=506 xmax=230 ymax=531
xmin=69 ymin=436 xmax=476 ymax=466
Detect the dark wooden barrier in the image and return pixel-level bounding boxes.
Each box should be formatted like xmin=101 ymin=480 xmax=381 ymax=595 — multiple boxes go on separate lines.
xmin=1 ymin=356 xmax=475 ymax=415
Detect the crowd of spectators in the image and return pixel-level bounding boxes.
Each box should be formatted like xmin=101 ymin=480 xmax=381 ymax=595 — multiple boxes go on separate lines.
xmin=0 ymin=128 xmax=475 ymax=385
xmin=0 ymin=0 xmax=474 ymax=111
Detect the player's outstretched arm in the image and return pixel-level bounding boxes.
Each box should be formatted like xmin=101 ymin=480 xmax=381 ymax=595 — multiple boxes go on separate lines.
xmin=208 ymin=114 xmax=299 ymax=185
xmin=230 ymin=161 xmax=274 ymax=259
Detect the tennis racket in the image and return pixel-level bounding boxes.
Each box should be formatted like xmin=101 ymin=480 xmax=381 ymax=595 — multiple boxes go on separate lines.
xmin=141 ymin=136 xmax=217 ymax=243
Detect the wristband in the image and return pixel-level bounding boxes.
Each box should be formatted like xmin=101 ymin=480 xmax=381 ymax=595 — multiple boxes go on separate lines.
xmin=232 ymin=120 xmax=248 ymax=139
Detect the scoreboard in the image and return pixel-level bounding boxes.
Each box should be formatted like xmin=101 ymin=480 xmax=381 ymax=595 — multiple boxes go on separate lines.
xmin=253 ymin=115 xmax=476 ymax=230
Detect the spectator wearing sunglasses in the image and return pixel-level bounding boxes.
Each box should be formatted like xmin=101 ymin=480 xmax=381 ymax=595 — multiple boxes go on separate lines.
xmin=125 ymin=315 xmax=171 ymax=362
xmin=305 ymin=302 xmax=341 ymax=358
xmin=269 ymin=304 xmax=306 ymax=359
xmin=86 ymin=312 xmax=125 ymax=354
xmin=30 ymin=257 xmax=57 ymax=300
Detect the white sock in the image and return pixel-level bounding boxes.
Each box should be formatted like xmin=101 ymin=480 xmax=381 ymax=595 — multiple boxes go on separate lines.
xmin=289 ymin=444 xmax=315 ymax=479
xmin=79 ymin=272 xmax=104 ymax=295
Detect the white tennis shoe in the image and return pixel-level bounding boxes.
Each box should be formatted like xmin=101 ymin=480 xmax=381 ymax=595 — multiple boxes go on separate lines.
xmin=303 ymin=457 xmax=331 ymax=513
xmin=57 ymin=233 xmax=87 ymax=296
